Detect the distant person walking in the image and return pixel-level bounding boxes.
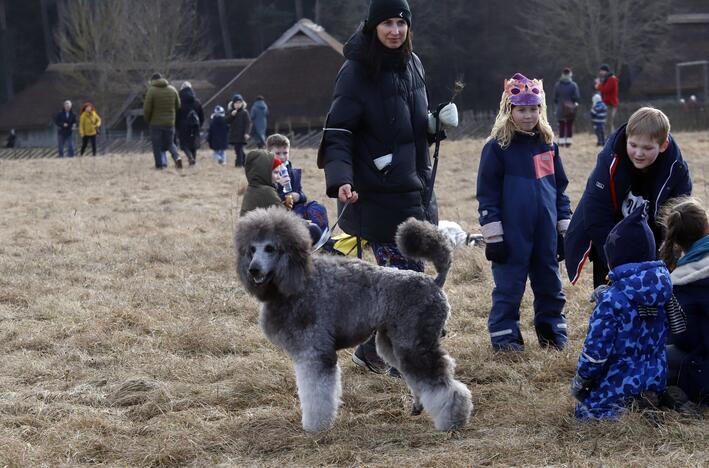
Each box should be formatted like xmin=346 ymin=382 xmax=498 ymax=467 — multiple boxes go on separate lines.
xmin=5 ymin=129 xmax=16 ymax=148
xmin=54 ymin=100 xmax=77 ymax=158
xmin=143 ymin=72 xmax=182 ymax=169
xmin=590 ymin=94 xmax=608 ymax=146
xmin=249 ymin=95 xmax=268 ymax=149
xmin=176 ymin=81 xmax=204 ymax=166
xmin=227 ymin=94 xmax=251 ymax=167
xmin=595 ymin=64 xmax=619 ymax=135
xmin=553 ymin=67 xmax=580 ymax=147
xmin=79 ymin=101 xmax=102 ymax=156
xmin=208 ymin=105 xmax=229 ymax=165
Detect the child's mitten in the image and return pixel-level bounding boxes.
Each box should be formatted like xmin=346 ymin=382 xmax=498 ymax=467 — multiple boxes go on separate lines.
xmin=556 ymin=234 xmax=565 ymax=262
xmin=570 ymin=373 xmax=594 ymax=401
xmin=485 ymin=240 xmax=508 ymax=263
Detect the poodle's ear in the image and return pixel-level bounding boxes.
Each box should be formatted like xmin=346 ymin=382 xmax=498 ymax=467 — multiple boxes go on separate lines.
xmin=273 ymin=237 xmax=312 ymax=297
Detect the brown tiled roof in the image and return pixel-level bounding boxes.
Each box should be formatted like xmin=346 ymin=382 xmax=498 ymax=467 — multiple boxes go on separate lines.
xmin=204 ymin=19 xmax=345 ymax=130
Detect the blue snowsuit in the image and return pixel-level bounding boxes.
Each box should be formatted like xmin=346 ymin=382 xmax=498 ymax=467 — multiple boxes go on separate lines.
xmin=477 ymin=132 xmax=572 ymax=349
xmin=575 ymin=261 xmax=671 ymax=419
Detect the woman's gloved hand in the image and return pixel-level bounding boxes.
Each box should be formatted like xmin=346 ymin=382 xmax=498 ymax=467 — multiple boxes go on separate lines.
xmin=427 ymin=103 xmax=459 ymax=134
xmin=484 ymin=239 xmax=508 ymax=264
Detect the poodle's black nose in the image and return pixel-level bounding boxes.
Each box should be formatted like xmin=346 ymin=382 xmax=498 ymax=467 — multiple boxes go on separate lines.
xmin=249 ymin=267 xmax=260 ymax=277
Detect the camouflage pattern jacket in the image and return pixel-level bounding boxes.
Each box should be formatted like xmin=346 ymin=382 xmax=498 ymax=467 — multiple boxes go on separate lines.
xmin=575 ymin=260 xmax=672 ymax=419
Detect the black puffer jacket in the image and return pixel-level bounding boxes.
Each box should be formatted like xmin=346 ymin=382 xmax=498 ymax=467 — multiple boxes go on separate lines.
xmin=176 ymin=87 xmax=204 ymax=143
xmin=318 ymin=25 xmax=437 ymax=243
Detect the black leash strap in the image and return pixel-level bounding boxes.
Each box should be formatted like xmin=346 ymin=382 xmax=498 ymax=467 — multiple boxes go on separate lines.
xmin=423 ymin=102 xmax=445 ymax=217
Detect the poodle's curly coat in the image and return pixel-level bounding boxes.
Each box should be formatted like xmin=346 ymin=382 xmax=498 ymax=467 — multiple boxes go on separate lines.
xmin=235 ymin=207 xmax=472 ymax=432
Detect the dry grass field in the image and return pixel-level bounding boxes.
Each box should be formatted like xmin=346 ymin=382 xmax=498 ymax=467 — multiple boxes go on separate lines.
xmin=1 ymin=132 xmax=708 ymax=467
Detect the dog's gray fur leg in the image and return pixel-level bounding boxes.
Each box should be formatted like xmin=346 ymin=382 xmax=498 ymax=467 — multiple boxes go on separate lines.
xmin=294 ymin=356 xmax=341 ymax=432
xmin=411 ymin=394 xmax=424 ymax=416
xmin=375 ymin=330 xmax=398 ymax=369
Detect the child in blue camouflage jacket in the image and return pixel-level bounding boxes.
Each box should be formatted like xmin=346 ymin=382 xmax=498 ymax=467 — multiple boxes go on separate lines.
xmin=571 ymin=203 xmax=674 ymax=419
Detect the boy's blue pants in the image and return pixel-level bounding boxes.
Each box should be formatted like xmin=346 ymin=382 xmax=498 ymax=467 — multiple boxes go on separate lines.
xmin=489 ymin=220 xmax=567 ymax=349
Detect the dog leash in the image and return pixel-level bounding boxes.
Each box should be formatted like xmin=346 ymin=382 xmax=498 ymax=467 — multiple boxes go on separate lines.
xmin=312 ymin=201 xmax=350 ymax=252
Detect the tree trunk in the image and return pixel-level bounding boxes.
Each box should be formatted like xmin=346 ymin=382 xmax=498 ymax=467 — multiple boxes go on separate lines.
xmin=217 ymin=0 xmax=233 ymax=58
xmin=56 ymin=0 xmax=66 ymax=62
xmin=0 ymin=0 xmax=12 ymax=101
xmin=314 ymin=0 xmax=320 ymax=24
xmin=40 ymin=0 xmax=54 ymax=63
xmin=294 ymin=0 xmax=303 ymax=19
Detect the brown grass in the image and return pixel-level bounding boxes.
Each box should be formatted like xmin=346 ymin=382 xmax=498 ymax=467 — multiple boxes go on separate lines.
xmin=1 ymin=133 xmax=708 ymax=467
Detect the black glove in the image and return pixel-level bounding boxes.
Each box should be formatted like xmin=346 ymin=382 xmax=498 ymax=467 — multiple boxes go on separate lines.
xmin=570 ymin=373 xmax=594 ymax=401
xmin=556 ymin=233 xmax=565 ymax=262
xmin=485 ymin=241 xmax=508 ymax=264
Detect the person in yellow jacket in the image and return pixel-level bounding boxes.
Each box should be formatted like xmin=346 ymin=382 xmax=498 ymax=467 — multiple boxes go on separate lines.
xmin=79 ymin=101 xmax=102 ymax=156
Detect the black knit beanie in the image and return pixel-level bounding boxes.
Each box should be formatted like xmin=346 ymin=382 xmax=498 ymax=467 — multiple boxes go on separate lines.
xmin=604 ymin=203 xmax=656 ymax=269
xmin=363 ymin=0 xmax=411 ymax=33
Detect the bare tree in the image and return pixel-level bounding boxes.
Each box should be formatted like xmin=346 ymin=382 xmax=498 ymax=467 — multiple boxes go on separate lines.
xmin=520 ymin=0 xmax=668 ymax=77
xmin=39 ymin=0 xmax=54 ymax=63
xmin=0 ymin=0 xmax=11 ymax=100
xmin=217 ymin=0 xmax=233 ymax=58
xmin=55 ymin=0 xmax=212 ymax=125
xmin=294 ymin=0 xmax=304 ymax=19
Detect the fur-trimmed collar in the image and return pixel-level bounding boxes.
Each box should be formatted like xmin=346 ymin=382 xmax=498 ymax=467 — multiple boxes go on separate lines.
xmin=671 ymin=254 xmax=709 ymax=286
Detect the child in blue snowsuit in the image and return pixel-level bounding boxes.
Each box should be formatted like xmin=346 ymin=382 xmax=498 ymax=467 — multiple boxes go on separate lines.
xmin=476 ymin=73 xmax=572 ymax=351
xmin=267 ymin=133 xmax=329 ymax=232
xmin=571 ymin=204 xmax=673 ymax=419
xmin=590 ymin=94 xmax=607 ymax=146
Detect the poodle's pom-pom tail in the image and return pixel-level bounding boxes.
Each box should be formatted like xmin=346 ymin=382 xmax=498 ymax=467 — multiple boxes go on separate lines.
xmin=396 ymin=218 xmax=452 ymax=287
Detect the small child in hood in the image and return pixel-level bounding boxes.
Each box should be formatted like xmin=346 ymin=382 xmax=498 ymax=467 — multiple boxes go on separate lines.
xmin=240 ymin=151 xmax=322 ymax=244
xmin=590 ymin=94 xmax=608 ymax=146
xmin=208 ymin=105 xmax=229 ymax=165
xmin=240 ymin=151 xmax=284 ymax=216
xmin=571 ymin=203 xmax=683 ymax=419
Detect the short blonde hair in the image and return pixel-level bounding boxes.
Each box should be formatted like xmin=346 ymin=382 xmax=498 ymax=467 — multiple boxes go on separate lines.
xmin=627 ymin=107 xmax=670 ymax=144
xmin=266 ymin=133 xmax=290 ymax=149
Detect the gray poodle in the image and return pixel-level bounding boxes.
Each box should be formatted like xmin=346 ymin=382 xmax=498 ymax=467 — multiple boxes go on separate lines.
xmin=235 ymin=207 xmax=472 ymax=432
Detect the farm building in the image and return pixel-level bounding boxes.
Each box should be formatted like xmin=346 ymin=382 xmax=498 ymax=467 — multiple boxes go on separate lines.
xmin=0 ymin=59 xmax=252 ymax=147
xmin=0 ymin=18 xmax=344 ymax=148
xmin=629 ymin=0 xmax=709 ymax=100
xmin=204 ymin=18 xmax=345 ymax=134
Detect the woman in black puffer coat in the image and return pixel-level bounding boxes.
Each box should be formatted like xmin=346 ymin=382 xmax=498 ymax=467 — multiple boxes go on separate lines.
xmin=176 ymin=82 xmax=205 ymax=165
xmin=318 ymin=0 xmax=458 ymax=375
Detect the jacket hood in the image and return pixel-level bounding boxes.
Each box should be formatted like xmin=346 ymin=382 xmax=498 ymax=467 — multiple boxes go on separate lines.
xmin=609 ymin=260 xmax=672 ymax=306
xmin=671 ymin=252 xmax=709 ymax=286
xmin=179 ymin=87 xmax=195 ymax=104
xmin=151 ymin=78 xmax=169 ymax=88
xmin=244 ymin=150 xmax=275 ymax=187
xmin=343 ymin=23 xmax=369 ymax=62
xmin=343 ymin=22 xmax=409 ymax=70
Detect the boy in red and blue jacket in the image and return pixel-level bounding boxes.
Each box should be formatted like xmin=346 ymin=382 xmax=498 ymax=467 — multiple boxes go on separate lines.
xmin=564 ymin=107 xmax=692 ymax=288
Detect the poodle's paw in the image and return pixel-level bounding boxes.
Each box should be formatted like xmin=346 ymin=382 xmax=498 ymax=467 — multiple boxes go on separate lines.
xmin=302 ymin=416 xmax=335 ymax=432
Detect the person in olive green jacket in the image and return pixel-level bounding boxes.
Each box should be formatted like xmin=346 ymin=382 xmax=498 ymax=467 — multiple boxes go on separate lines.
xmin=143 ymin=72 xmax=182 ymax=169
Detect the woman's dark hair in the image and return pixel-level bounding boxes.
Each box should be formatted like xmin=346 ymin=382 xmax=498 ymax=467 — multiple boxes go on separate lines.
xmin=658 ymin=196 xmax=708 ymax=270
xmin=364 ymin=27 xmax=413 ymax=78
